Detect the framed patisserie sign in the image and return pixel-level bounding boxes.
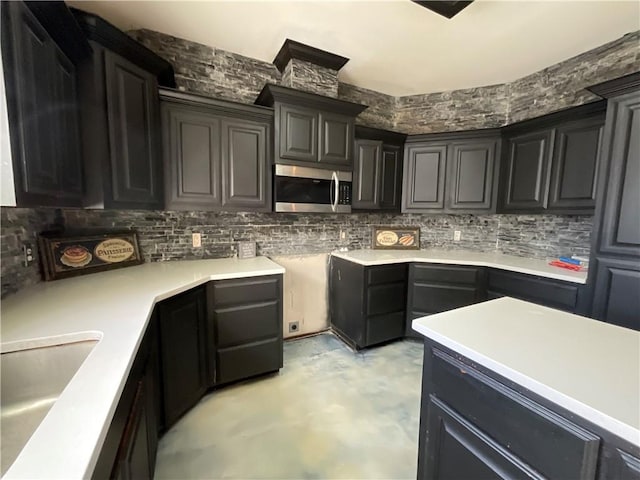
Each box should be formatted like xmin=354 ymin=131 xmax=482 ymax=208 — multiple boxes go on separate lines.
xmin=372 ymin=226 xmax=420 ymax=250
xmin=39 ymin=231 xmax=143 ymax=281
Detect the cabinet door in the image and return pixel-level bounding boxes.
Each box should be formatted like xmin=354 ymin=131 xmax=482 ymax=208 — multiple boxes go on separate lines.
xmin=420 ymin=396 xmax=541 ymax=480
xmin=158 ymin=287 xmax=208 ymax=429
xmin=105 ymin=50 xmax=163 ymax=209
xmin=3 ymin=3 xmax=83 ymax=206
xmin=548 ymin=117 xmax=603 ymax=211
xmin=597 ymin=92 xmax=640 ymax=257
xmin=318 ymin=112 xmax=353 ymax=167
xmin=502 ymin=130 xmax=553 ymax=211
xmin=352 ymin=139 xmax=382 ymax=209
xmin=221 ymin=119 xmax=270 ymax=211
xmin=592 ymin=257 xmax=640 ymax=331
xmin=380 ymin=145 xmax=403 ymax=210
xmin=278 ymin=104 xmax=317 ymax=162
xmin=447 ymin=139 xmax=497 ymax=212
xmin=51 ymin=48 xmax=84 ymax=197
xmin=402 ymin=144 xmax=447 ymax=212
xmin=162 ymin=106 xmax=221 ymax=210
xmin=112 ymin=380 xmax=151 ymax=480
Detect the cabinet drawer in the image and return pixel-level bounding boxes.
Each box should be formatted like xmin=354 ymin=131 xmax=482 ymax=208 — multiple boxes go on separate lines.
xmin=411 ymin=284 xmax=479 ymax=312
xmin=428 ymin=346 xmax=600 ymax=480
xmin=367 ymin=264 xmax=407 ymax=285
xmin=216 ymin=338 xmax=281 ymax=385
xmin=213 ymin=301 xmax=279 ymax=348
xmin=412 ymin=264 xmax=479 ymax=285
xmin=366 ymin=311 xmax=405 ymax=346
xmin=367 ymin=283 xmax=406 ymax=316
xmin=209 ymin=276 xmax=279 ymax=306
xmin=488 ymin=269 xmax=578 ymax=311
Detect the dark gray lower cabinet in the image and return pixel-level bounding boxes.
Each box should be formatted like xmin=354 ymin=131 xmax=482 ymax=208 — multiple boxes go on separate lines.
xmin=330 ymin=257 xmax=407 ymax=349
xmin=419 ymin=339 xmax=639 ymax=480
xmin=207 ymin=275 xmax=283 ymax=385
xmin=406 ymin=264 xmax=486 ymax=339
xmin=158 ymin=287 xmax=208 ymax=429
xmin=487 ymin=269 xmax=580 ymax=312
xmin=92 ymin=312 xmax=159 ymax=480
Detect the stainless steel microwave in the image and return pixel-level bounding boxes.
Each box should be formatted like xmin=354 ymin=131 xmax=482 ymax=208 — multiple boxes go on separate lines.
xmin=274 ymin=165 xmax=352 ymax=213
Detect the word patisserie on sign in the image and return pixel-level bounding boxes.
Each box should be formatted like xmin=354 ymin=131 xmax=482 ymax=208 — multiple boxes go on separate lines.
xmin=39 ymin=231 xmax=143 ymax=281
xmin=372 ymin=226 xmax=420 ymax=250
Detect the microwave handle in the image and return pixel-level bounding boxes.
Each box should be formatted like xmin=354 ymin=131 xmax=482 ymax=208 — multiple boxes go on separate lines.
xmin=331 ymin=171 xmax=339 ymax=212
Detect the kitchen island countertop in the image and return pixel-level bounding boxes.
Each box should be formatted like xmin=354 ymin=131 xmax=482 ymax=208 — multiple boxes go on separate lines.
xmin=332 ymin=249 xmax=588 ymax=284
xmin=412 ymin=297 xmax=640 ymax=446
xmin=0 ymin=257 xmax=285 ymax=479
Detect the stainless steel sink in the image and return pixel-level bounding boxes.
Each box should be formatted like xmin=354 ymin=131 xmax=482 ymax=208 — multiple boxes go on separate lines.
xmin=1 ymin=340 xmax=98 ymax=476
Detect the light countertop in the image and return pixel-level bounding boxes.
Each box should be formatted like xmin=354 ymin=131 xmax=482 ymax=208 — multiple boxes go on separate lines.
xmin=0 ymin=257 xmax=285 ymax=479
xmin=332 ymin=249 xmax=588 ymax=284
xmin=412 ymin=297 xmax=640 ymax=446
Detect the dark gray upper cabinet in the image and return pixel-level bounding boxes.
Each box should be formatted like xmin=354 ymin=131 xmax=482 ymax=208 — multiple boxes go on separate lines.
xmin=353 ymin=126 xmax=406 ymax=211
xmin=221 ymin=119 xmax=269 ymax=210
xmin=318 ymin=112 xmax=352 ymax=166
xmin=163 ymin=107 xmax=221 ymax=209
xmin=278 ymin=104 xmax=317 ymax=162
xmin=501 ymin=129 xmax=553 ymax=211
xmin=73 ymin=9 xmax=175 ymax=210
xmin=380 ymin=145 xmax=403 ymax=210
xmin=161 ymin=89 xmax=273 ymax=212
xmin=103 ymin=51 xmax=163 ymax=208
xmin=498 ymin=101 xmax=606 ymax=214
xmin=446 ymin=139 xmax=498 ymax=211
xmin=255 ymin=84 xmax=367 ymax=171
xmin=352 ymin=139 xmax=382 ymax=209
xmin=1 ymin=1 xmax=89 ymax=207
xmin=587 ymin=74 xmax=640 ymax=330
xmin=548 ymin=117 xmax=603 ymax=211
xmin=402 ymin=143 xmax=447 ymax=212
xmin=402 ymin=131 xmax=500 ymax=214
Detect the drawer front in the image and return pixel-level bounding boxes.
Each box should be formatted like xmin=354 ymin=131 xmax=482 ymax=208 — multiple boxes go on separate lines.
xmin=412 ymin=264 xmax=479 ymax=285
xmin=428 ymin=346 xmax=600 ymax=480
xmin=411 ymin=284 xmax=478 ymax=312
xmin=214 ymin=301 xmax=279 ymax=348
xmin=210 ymin=276 xmax=279 ymax=307
xmin=367 ymin=264 xmax=407 ymax=285
xmin=216 ymin=338 xmax=281 ymax=385
xmin=366 ymin=311 xmax=405 ymax=346
xmin=488 ymin=269 xmax=578 ymax=311
xmin=367 ymin=282 xmax=406 ymax=316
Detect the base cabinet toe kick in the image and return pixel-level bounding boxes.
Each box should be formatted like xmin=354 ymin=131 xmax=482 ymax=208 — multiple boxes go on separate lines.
xmin=417 ymin=339 xmax=640 ymax=480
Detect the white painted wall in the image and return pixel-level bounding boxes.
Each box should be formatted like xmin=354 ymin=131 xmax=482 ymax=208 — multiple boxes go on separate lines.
xmin=271 ymin=254 xmax=330 ymax=339
xmin=0 ymin=46 xmax=16 ymax=207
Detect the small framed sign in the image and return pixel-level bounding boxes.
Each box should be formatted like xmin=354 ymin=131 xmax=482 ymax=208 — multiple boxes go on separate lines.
xmin=372 ymin=226 xmax=420 ymax=250
xmin=237 ymin=241 xmax=257 ymax=259
xmin=38 ymin=231 xmax=143 ymax=281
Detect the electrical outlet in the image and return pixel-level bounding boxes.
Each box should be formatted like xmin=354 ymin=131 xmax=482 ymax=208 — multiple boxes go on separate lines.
xmin=192 ymin=233 xmax=201 ymax=248
xmin=23 ymin=243 xmax=34 ymax=267
xmin=453 ymin=230 xmax=461 ymax=242
xmin=288 ymin=321 xmax=300 ymax=333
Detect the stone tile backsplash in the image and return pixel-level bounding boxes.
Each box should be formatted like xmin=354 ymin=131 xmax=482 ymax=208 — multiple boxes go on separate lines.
xmin=0 ymin=207 xmax=592 ymax=298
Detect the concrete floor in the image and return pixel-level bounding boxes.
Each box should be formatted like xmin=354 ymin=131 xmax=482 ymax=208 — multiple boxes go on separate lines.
xmin=155 ymin=333 xmax=424 ymax=479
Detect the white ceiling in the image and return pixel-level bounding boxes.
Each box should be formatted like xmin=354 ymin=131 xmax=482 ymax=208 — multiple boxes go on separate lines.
xmin=67 ymin=0 xmax=640 ymax=96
